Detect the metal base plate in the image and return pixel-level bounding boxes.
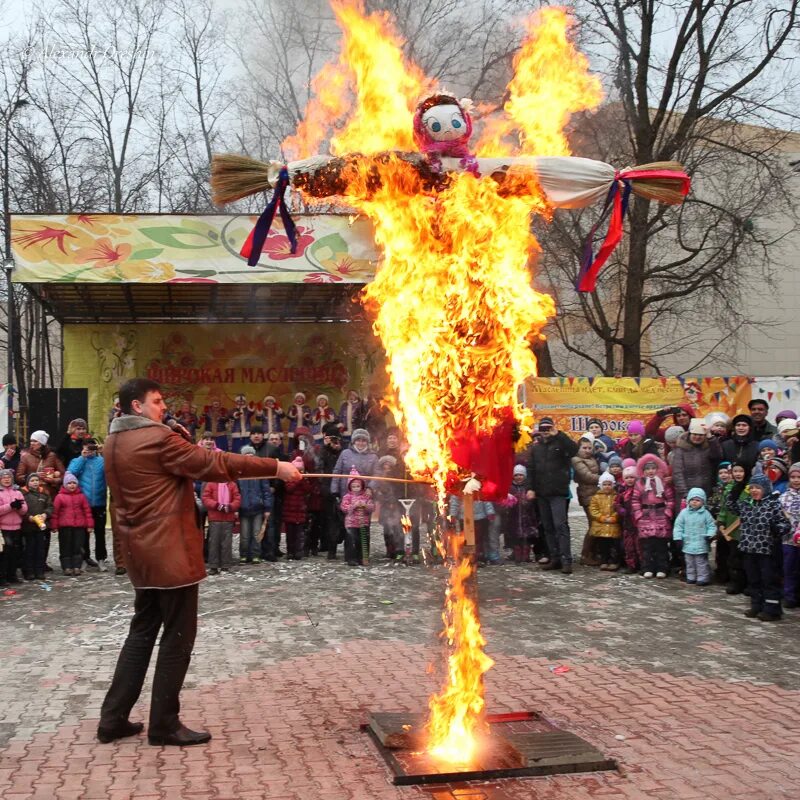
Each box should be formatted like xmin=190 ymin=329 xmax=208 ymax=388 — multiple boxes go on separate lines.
xmin=363 ymin=711 xmax=618 ymax=786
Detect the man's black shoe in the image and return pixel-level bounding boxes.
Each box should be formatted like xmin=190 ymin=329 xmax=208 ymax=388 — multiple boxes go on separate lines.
xmin=148 ymin=724 xmax=212 ymax=747
xmin=541 ymin=561 xmax=562 ymax=571
xmin=97 ymin=720 xmax=144 ymax=743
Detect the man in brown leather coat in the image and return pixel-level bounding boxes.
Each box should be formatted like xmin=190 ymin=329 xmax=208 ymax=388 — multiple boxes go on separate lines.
xmin=97 ymin=378 xmax=301 ymax=747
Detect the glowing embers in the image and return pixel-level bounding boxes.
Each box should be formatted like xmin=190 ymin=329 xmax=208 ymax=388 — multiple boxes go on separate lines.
xmin=363 ymin=710 xmax=618 ymax=786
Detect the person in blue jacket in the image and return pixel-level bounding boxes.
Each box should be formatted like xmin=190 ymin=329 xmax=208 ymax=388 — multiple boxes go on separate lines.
xmin=68 ymin=439 xmax=109 ymax=570
xmin=237 ymin=445 xmax=274 ymax=563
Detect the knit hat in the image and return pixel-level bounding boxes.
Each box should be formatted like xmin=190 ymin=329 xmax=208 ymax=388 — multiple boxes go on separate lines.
xmin=513 ymin=464 xmax=527 ymax=477
xmin=378 ymin=455 xmax=397 ymax=469
xmin=627 ymin=420 xmax=645 ymax=436
xmin=1 ymin=433 xmax=16 ymax=446
xmin=587 ymin=418 xmax=603 ymax=429
xmin=687 ymin=487 xmax=707 ymax=503
xmin=777 ymin=419 xmax=798 ymax=436
xmin=622 ymin=466 xmax=637 ymax=479
xmin=598 ymin=470 xmax=615 ymax=486
xmin=69 ymin=418 xmax=88 ymax=428
xmin=704 ymin=411 xmax=730 ymax=429
xmin=758 ymin=439 xmax=778 ymax=452
xmin=291 ymin=456 xmax=305 ymax=471
xmin=776 ymin=410 xmax=798 ymax=422
xmin=664 ymin=425 xmax=684 ymax=444
xmin=718 ymin=461 xmax=732 ymax=470
xmin=0 ymin=468 xmax=14 ymax=480
xmin=789 ymin=462 xmax=800 ymax=475
xmin=240 ymin=445 xmax=256 ymax=456
xmin=731 ymin=414 xmax=752 ymax=428
xmin=748 ymin=473 xmax=772 ymax=493
xmin=63 ymin=472 xmax=78 ymax=485
xmin=579 ymin=431 xmax=595 ymax=444
xmin=30 ymin=430 xmax=49 ymax=445
xmin=26 ymin=472 xmax=41 ymax=486
xmin=607 ymin=455 xmax=623 ymax=468
xmin=351 ymin=428 xmax=370 ymax=442
xmin=688 ymin=419 xmax=707 ymax=435
xmin=347 ymin=467 xmax=364 ymax=490
xmin=622 ymin=458 xmax=637 ymax=469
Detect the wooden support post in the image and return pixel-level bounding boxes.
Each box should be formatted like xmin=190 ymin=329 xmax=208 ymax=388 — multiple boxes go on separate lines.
xmin=462 ymin=492 xmax=476 ymax=556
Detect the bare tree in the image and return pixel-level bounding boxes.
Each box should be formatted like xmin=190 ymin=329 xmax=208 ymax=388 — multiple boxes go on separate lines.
xmin=537 ymin=0 xmax=800 ymax=376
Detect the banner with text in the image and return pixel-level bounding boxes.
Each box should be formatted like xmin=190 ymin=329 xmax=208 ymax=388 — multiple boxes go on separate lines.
xmin=524 ymin=376 xmax=752 ymax=437
xmin=63 ymin=323 xmax=388 ymax=438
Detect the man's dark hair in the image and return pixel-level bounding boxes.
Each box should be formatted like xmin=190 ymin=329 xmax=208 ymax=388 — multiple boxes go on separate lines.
xmin=119 ymin=378 xmax=162 ymax=414
xmin=249 ymin=426 xmax=264 ymax=435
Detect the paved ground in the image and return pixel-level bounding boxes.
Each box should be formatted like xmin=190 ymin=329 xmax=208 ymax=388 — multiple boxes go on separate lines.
xmin=1 ymin=509 xmax=799 ymax=799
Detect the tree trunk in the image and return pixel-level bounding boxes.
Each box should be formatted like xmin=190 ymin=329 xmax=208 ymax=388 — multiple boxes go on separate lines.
xmin=532 ymin=338 xmax=554 ymax=377
xmin=621 ymin=195 xmax=651 ymax=376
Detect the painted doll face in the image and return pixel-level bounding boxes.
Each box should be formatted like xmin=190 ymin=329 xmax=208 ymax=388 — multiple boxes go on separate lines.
xmin=422 ymin=104 xmax=467 ymax=142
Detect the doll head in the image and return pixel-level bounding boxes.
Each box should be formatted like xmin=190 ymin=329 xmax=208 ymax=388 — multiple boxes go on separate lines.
xmin=413 ymin=94 xmax=473 ymax=155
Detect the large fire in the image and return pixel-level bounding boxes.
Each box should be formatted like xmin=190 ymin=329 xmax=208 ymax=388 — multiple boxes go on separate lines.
xmin=281 ymin=0 xmax=601 ymax=766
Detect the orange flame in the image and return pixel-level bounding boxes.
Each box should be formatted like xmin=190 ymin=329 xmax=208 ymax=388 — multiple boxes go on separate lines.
xmin=282 ymin=0 xmax=600 ymax=766
xmin=476 ymin=7 xmax=603 ymax=157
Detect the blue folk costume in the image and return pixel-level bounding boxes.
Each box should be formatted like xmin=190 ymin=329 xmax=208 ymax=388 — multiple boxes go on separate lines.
xmin=203 ymin=404 xmax=230 ymax=451
xmin=287 ymin=393 xmax=312 ymax=441
xmin=256 ymin=396 xmax=285 ymax=435
xmin=230 ymin=395 xmax=257 ymax=453
xmin=311 ymin=395 xmax=337 ymax=442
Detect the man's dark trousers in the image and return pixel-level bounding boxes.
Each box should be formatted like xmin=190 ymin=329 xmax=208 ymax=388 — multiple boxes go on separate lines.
xmin=99 ymin=584 xmax=198 ymax=736
xmin=536 ymin=496 xmax=572 ymax=566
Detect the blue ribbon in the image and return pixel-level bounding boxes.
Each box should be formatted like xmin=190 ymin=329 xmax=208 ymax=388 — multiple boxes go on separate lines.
xmin=246 ymin=167 xmax=297 ymax=267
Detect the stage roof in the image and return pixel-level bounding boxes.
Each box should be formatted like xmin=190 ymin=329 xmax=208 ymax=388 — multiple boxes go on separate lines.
xmin=10 ymin=213 xmax=378 ymax=323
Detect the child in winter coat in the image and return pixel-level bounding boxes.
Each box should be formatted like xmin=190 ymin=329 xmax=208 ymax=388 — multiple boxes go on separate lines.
xmin=447 ymin=494 xmax=496 ymax=564
xmin=237 ymin=445 xmax=273 ymax=564
xmin=588 ymin=471 xmax=622 ymax=570
xmin=340 ymin=470 xmax=376 ymax=566
xmin=572 ymin=435 xmax=600 ymax=566
xmin=716 ymin=462 xmax=749 ymax=594
xmin=68 ymin=440 xmax=108 ymax=570
xmin=21 ymin=473 xmax=52 ymax=580
xmin=503 ymin=465 xmax=538 ymax=564
xmin=615 ymin=466 xmax=641 ymax=574
xmin=202 ymin=478 xmax=242 ymax=574
xmin=726 ymin=473 xmax=791 ymax=621
xmin=0 ymin=468 xmax=28 ymax=585
xmin=753 ymin=439 xmax=788 ymax=493
xmin=371 ymin=455 xmax=403 ymax=560
xmin=779 ymin=462 xmax=800 ymax=608
xmin=282 ymin=457 xmax=311 ymax=559
xmin=51 ymin=472 xmax=92 ymax=575
xmin=632 ymin=454 xmax=675 ymax=578
xmin=673 ymin=487 xmax=717 ymax=585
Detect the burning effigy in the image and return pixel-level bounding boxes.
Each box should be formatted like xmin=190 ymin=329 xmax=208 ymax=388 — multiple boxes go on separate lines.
xmin=212 ymin=0 xmax=689 ymax=770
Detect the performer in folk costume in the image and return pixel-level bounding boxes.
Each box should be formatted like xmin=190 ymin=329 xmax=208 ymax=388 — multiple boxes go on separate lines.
xmin=311 ymin=395 xmax=337 ymax=442
xmin=212 ymin=70 xmax=689 ymax=501
xmin=255 ymin=395 xmax=284 ymax=435
xmin=175 ymin=401 xmax=199 ymax=442
xmin=338 ymin=390 xmax=366 ymax=446
xmin=202 ymin=399 xmax=230 ymax=452
xmin=287 ymin=392 xmax=312 ymax=440
xmin=230 ymin=394 xmax=256 ymax=453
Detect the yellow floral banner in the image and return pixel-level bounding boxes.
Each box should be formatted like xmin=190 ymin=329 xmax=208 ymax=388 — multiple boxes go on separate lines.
xmin=10 ymin=214 xmax=380 ymax=284
xmin=525 ymin=376 xmax=752 ymax=436
xmin=64 ymin=322 xmax=390 ymax=437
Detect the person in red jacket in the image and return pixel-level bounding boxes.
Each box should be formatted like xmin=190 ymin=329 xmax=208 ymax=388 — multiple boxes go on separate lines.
xmin=282 ymin=457 xmax=311 ymax=559
xmin=51 ymin=472 xmax=93 ymax=575
xmin=202 ymin=478 xmax=241 ymax=574
xmin=644 ymin=404 xmax=696 ymax=443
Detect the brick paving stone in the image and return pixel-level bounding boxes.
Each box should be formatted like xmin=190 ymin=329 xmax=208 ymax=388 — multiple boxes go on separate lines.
xmin=1 ymin=518 xmax=800 ymax=798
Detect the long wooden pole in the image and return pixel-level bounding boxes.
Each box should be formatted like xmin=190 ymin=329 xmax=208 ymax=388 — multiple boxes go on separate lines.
xmin=302 ymin=472 xmax=433 ymax=486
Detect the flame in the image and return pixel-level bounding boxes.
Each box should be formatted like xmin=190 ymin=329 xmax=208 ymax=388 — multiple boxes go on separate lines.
xmin=427 ymin=536 xmax=494 ymax=764
xmin=476 ymin=7 xmax=603 ymax=157
xmin=282 ymin=0 xmax=600 ymax=766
